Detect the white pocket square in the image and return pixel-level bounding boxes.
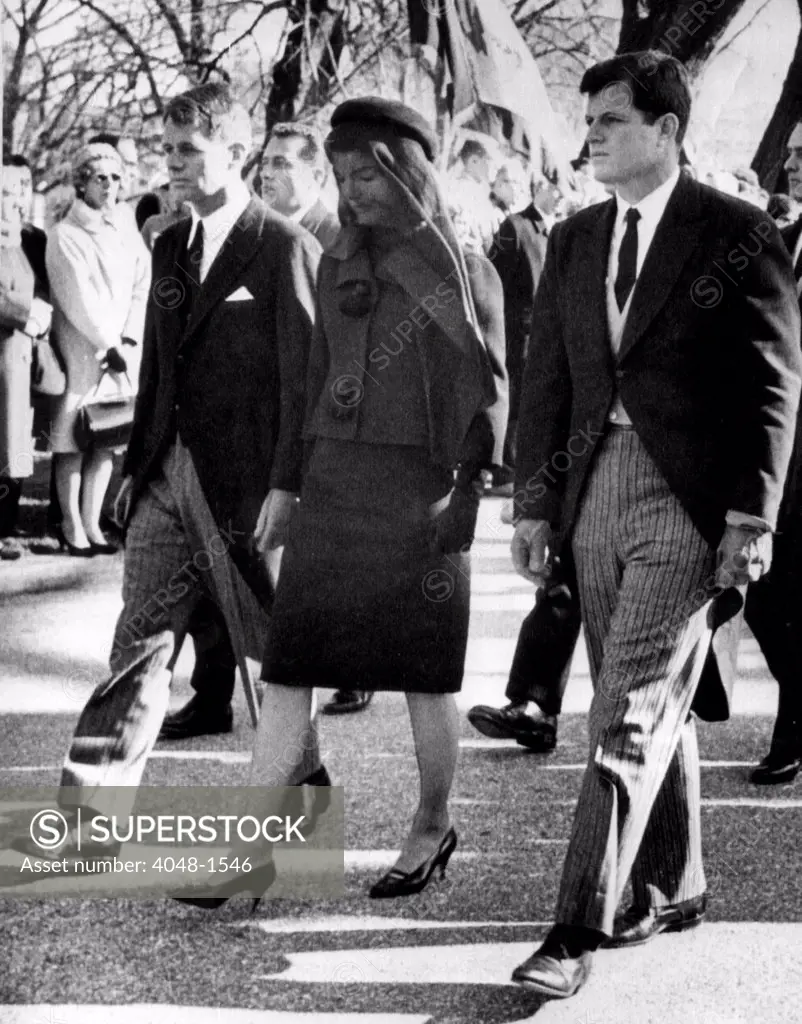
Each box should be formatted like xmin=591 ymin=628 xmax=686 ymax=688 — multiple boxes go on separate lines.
xmin=225 ymin=286 xmax=255 ymax=302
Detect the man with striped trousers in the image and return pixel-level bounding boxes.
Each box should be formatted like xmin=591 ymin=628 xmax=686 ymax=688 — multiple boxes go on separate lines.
xmin=508 ymin=51 xmax=801 ymax=999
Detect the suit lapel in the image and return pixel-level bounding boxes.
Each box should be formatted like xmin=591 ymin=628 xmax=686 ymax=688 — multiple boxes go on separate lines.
xmin=156 ymin=220 xmax=191 ymax=364
xmin=180 ymin=199 xmax=264 ymax=349
xmin=617 ymin=175 xmax=705 ymax=363
xmin=570 ymin=198 xmax=616 ymax=376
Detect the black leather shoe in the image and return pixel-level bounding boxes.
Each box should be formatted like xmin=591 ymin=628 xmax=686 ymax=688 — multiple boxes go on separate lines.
xmin=750 ymin=751 xmax=802 ymax=785
xmin=159 ymin=696 xmax=233 ymax=740
xmin=467 ymin=702 xmax=557 ymax=752
xmin=321 ymin=690 xmax=374 ymax=715
xmin=0 ymin=538 xmax=23 ymax=561
xmin=604 ymin=893 xmax=707 ymax=948
xmin=369 ymin=827 xmax=457 ymax=898
xmin=511 ymin=928 xmax=594 ymax=998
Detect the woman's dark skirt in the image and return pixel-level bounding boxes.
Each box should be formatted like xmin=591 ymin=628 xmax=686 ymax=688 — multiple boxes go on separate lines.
xmin=264 ymin=439 xmax=472 ymax=693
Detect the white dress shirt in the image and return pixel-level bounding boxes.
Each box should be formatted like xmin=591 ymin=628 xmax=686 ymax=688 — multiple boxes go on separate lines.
xmin=606 ymin=168 xmax=681 ymax=425
xmin=187 ymin=182 xmax=250 ymax=283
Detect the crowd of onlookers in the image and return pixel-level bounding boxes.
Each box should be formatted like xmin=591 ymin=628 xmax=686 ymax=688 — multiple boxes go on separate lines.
xmin=2 ymin=122 xmax=800 ymax=566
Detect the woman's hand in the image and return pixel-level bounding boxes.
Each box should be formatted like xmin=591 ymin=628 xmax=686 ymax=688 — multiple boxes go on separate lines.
xmin=428 ymin=485 xmax=481 ymax=555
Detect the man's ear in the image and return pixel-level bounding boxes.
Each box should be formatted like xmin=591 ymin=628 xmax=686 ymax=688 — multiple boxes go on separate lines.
xmin=228 ymin=140 xmax=250 ymax=169
xmin=658 ymin=113 xmax=680 ymax=149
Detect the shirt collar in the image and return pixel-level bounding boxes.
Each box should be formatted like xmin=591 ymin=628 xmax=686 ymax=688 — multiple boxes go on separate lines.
xmin=615 ymin=167 xmax=681 ymax=229
xmin=188 ymin=182 xmax=250 ymax=244
xmin=288 ymin=198 xmax=317 ymax=224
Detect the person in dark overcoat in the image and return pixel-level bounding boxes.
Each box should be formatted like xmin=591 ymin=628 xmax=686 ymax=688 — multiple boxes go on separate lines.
xmin=247 ymin=98 xmax=508 ymax=899
xmin=509 ymin=52 xmax=800 ymax=998
xmin=487 ymin=181 xmax=549 ymax=490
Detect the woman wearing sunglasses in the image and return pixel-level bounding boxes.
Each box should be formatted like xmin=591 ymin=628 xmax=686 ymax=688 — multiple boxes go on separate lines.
xmin=46 ymin=143 xmax=150 ymax=555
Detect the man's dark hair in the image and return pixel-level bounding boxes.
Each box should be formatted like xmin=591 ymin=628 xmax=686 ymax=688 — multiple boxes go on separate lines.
xmin=459 ymin=139 xmax=489 ymax=163
xmin=164 ymin=82 xmax=252 ymax=146
xmin=4 ymin=154 xmax=31 ymax=169
xmin=88 ymin=132 xmax=121 ymax=148
xmin=269 ymin=122 xmax=325 ymax=169
xmin=580 ymin=50 xmax=691 ymax=147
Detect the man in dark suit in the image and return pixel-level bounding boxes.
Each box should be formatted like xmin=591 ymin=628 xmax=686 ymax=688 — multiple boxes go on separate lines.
xmin=160 ymin=119 xmax=357 ymax=737
xmin=260 ymin=122 xmax=340 ymax=251
xmin=485 ymin=180 xmax=549 ymax=494
xmin=746 ymin=121 xmax=802 ymax=783
xmin=508 ymin=52 xmax=801 ymax=1000
xmin=45 ymin=83 xmax=320 ymax=837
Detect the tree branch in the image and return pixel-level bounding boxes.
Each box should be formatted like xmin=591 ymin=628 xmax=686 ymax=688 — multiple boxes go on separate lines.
xmin=74 ymin=0 xmax=163 ymax=113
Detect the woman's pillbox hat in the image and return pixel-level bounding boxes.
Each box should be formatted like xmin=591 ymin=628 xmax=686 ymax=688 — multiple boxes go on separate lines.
xmin=329 ymin=98 xmax=438 ymax=163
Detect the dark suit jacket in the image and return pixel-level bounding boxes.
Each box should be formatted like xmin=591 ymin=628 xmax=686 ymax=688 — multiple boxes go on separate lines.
xmin=304 ymin=223 xmax=508 ymax=472
xmin=515 ymin=174 xmax=801 ymax=720
xmin=489 ymin=203 xmax=548 ymax=373
xmin=782 ymin=217 xmax=802 ymax=270
xmin=300 ymin=199 xmax=340 ymax=253
xmin=123 ymin=197 xmax=320 ymax=597
xmin=21 ymin=225 xmax=49 ymax=296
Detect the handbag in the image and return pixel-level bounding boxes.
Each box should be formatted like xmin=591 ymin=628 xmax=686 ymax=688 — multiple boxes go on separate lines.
xmin=30 ymin=335 xmax=66 ymax=396
xmin=74 ymin=369 xmax=135 ymax=451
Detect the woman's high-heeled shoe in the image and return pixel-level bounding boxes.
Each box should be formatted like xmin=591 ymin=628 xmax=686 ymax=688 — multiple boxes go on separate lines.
xmin=369 ymin=827 xmax=458 ymax=899
xmin=88 ymin=537 xmax=120 ymax=556
xmin=53 ymin=526 xmax=94 ymax=558
xmin=172 ymin=859 xmax=276 ymax=912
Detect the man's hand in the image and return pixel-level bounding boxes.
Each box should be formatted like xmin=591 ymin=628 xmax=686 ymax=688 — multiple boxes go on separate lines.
xmin=715 ymin=525 xmax=773 ymax=589
xmin=254 ymin=489 xmax=298 ymax=556
xmin=103 ymin=346 xmax=128 ymax=374
xmin=113 ymin=476 xmax=134 ymax=528
xmin=24 ymin=297 xmax=52 ymax=338
xmin=511 ymin=519 xmax=553 ymax=586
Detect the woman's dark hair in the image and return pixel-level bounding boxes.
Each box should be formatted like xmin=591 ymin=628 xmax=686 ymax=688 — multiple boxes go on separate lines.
xmin=324 ymin=125 xmax=465 ymax=266
xmin=324 ymin=122 xmax=482 ymax=331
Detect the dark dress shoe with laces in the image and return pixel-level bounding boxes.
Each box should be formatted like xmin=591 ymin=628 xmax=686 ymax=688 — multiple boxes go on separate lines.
xmin=511 ymin=927 xmax=595 ymax=998
xmin=467 ymin=702 xmax=558 ymax=752
xmin=750 ymin=750 xmax=802 ymax=785
xmin=604 ymin=893 xmax=707 ymax=948
xmin=159 ymin=696 xmax=233 ymax=740
xmin=321 ymin=690 xmax=374 ymax=715
xmin=0 ymin=538 xmax=23 ymax=560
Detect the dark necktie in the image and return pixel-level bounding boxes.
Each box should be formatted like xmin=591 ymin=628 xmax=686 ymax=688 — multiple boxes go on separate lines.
xmin=178 ymin=222 xmax=204 ymax=329
xmin=614 ymin=207 xmax=641 ymax=311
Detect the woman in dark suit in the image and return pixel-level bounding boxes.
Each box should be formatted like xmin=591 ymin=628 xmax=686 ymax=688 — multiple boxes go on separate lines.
xmin=247 ymin=98 xmax=507 ymax=899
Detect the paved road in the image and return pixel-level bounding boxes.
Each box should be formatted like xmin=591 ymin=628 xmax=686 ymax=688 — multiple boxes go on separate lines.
xmin=0 ymin=497 xmax=800 ymax=1023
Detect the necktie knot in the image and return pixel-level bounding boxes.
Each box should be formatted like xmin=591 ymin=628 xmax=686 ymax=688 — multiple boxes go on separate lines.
xmin=615 ymin=207 xmax=641 ymax=311
xmin=625 ymin=207 xmax=641 ymax=227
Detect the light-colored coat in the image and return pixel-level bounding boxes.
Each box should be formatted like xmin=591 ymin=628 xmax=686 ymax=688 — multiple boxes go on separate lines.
xmin=0 ymin=245 xmax=35 ymax=478
xmin=46 ymin=199 xmax=150 ymax=452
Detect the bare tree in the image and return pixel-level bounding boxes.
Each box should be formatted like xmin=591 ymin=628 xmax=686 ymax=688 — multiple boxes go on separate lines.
xmin=617 ymin=0 xmax=747 ymax=74
xmin=752 ymin=0 xmax=802 ymax=189
xmin=3 ymin=0 xmax=54 ymax=152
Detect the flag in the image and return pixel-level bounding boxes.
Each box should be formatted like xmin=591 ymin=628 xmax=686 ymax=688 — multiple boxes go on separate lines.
xmin=407 ymin=0 xmax=570 ymax=177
